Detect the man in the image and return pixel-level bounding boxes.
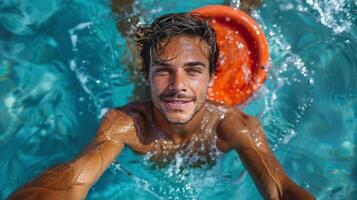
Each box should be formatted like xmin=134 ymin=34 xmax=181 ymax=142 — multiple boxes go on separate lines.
xmin=9 ymin=13 xmax=315 ymax=200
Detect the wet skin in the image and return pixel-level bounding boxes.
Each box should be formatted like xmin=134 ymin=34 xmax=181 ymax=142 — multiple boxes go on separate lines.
xmin=9 ymin=36 xmax=315 ymax=200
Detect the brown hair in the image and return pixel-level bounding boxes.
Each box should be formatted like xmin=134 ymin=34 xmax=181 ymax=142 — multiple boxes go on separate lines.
xmin=129 ymin=12 xmax=219 ymax=78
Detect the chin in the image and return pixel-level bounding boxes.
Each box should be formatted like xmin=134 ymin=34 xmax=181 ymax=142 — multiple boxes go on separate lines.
xmin=164 ymin=113 xmax=193 ymax=125
xmin=153 ymin=98 xmax=205 ymax=125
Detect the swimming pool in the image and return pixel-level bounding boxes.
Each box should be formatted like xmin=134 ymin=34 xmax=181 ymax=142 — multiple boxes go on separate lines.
xmin=0 ymin=0 xmax=356 ymax=199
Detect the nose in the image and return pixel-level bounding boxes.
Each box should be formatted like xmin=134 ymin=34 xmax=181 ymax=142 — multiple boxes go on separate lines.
xmin=170 ymin=70 xmax=187 ymax=91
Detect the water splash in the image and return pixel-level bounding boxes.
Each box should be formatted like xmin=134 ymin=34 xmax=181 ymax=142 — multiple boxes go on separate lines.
xmin=109 ymin=160 xmax=164 ymax=199
xmin=278 ymin=0 xmax=355 ymax=34
xmin=306 ymin=0 xmax=354 ymax=34
xmin=108 ymin=125 xmax=224 ymax=199
xmin=245 ymin=9 xmax=315 ymax=149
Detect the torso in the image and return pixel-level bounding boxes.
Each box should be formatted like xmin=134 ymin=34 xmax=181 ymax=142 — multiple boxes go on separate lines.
xmin=116 ymin=101 xmax=230 ymax=166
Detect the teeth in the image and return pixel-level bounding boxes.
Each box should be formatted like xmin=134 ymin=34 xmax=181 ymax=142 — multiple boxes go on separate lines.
xmin=165 ymin=100 xmax=190 ymax=104
xmin=170 ymin=101 xmax=184 ymax=104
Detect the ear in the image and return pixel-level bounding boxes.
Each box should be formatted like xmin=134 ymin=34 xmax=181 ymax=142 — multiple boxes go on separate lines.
xmin=208 ymin=74 xmax=215 ymax=87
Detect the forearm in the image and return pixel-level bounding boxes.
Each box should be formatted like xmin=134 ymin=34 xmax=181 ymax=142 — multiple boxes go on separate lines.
xmin=237 ymin=148 xmax=314 ymax=200
xmin=237 ymin=148 xmax=285 ymax=199
xmin=218 ymin=109 xmax=314 ymax=199
xmin=8 ymin=140 xmax=124 ymax=200
xmin=281 ymin=179 xmax=315 ymax=200
xmin=8 ymin=163 xmax=87 ymax=200
xmin=8 ymin=109 xmax=135 ymax=199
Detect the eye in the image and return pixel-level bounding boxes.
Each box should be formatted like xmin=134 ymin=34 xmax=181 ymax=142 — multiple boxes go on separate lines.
xmin=186 ymin=67 xmax=202 ymax=75
xmin=155 ymin=68 xmax=171 ymax=76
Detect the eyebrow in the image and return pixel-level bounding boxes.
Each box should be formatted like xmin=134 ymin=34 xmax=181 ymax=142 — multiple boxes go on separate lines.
xmin=152 ymin=60 xmax=206 ymax=68
xmin=183 ymin=61 xmax=206 ymax=68
xmin=152 ymin=60 xmax=171 ymax=67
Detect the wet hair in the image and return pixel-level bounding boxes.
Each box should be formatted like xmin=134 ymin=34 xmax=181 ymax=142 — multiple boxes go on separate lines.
xmin=129 ymin=12 xmax=219 ymax=78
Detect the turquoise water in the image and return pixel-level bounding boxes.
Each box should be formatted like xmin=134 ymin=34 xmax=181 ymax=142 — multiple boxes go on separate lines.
xmin=0 ymin=0 xmax=356 ymax=199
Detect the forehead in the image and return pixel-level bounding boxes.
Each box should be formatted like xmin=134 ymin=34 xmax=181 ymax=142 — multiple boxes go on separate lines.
xmin=155 ymin=35 xmax=209 ymax=61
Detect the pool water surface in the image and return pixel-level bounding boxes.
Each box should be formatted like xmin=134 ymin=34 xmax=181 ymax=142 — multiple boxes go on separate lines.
xmin=0 ymin=0 xmax=356 ymax=199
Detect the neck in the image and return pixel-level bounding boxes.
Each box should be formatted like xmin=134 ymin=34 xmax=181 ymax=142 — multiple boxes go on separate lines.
xmin=151 ymin=102 xmax=206 ymax=145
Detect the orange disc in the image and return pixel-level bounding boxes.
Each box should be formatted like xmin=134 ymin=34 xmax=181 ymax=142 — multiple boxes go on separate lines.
xmin=193 ymin=5 xmax=269 ymax=106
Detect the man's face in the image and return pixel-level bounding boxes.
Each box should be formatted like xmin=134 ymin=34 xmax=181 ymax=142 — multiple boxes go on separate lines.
xmin=149 ymin=36 xmax=213 ymax=124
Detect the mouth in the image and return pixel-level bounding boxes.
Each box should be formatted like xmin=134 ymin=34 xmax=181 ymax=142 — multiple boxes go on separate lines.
xmin=162 ymin=98 xmax=194 ymax=110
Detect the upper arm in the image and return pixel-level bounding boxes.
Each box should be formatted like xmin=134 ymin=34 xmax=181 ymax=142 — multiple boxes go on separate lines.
xmin=69 ymin=108 xmax=136 ymax=186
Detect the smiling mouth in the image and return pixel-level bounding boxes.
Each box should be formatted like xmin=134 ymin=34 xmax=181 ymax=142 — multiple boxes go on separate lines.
xmin=162 ymin=99 xmax=194 ymax=109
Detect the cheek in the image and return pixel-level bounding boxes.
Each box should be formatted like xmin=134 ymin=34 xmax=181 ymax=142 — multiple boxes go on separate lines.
xmin=150 ymin=76 xmax=168 ymax=94
xmin=192 ymin=77 xmax=210 ymax=92
xmin=190 ymin=79 xmax=201 ymax=86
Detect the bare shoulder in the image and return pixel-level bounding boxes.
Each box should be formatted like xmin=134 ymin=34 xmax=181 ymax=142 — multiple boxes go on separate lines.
xmin=95 ymin=102 xmax=148 ymax=144
xmin=95 ymin=102 xmax=153 ymax=151
xmin=206 ymin=100 xmax=259 ymax=124
xmin=94 ymin=107 xmax=135 ymax=144
xmin=205 ymin=100 xmax=261 ymax=131
xmin=215 ymin=104 xmax=264 ymax=151
xmin=221 ymin=105 xmax=260 ymax=127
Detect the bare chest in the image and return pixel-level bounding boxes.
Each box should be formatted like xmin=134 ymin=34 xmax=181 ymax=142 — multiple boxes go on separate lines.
xmin=124 ymin=102 xmax=227 ymax=166
xmin=144 ymin=129 xmax=220 ymax=167
xmin=132 ymin=116 xmax=221 ymax=166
